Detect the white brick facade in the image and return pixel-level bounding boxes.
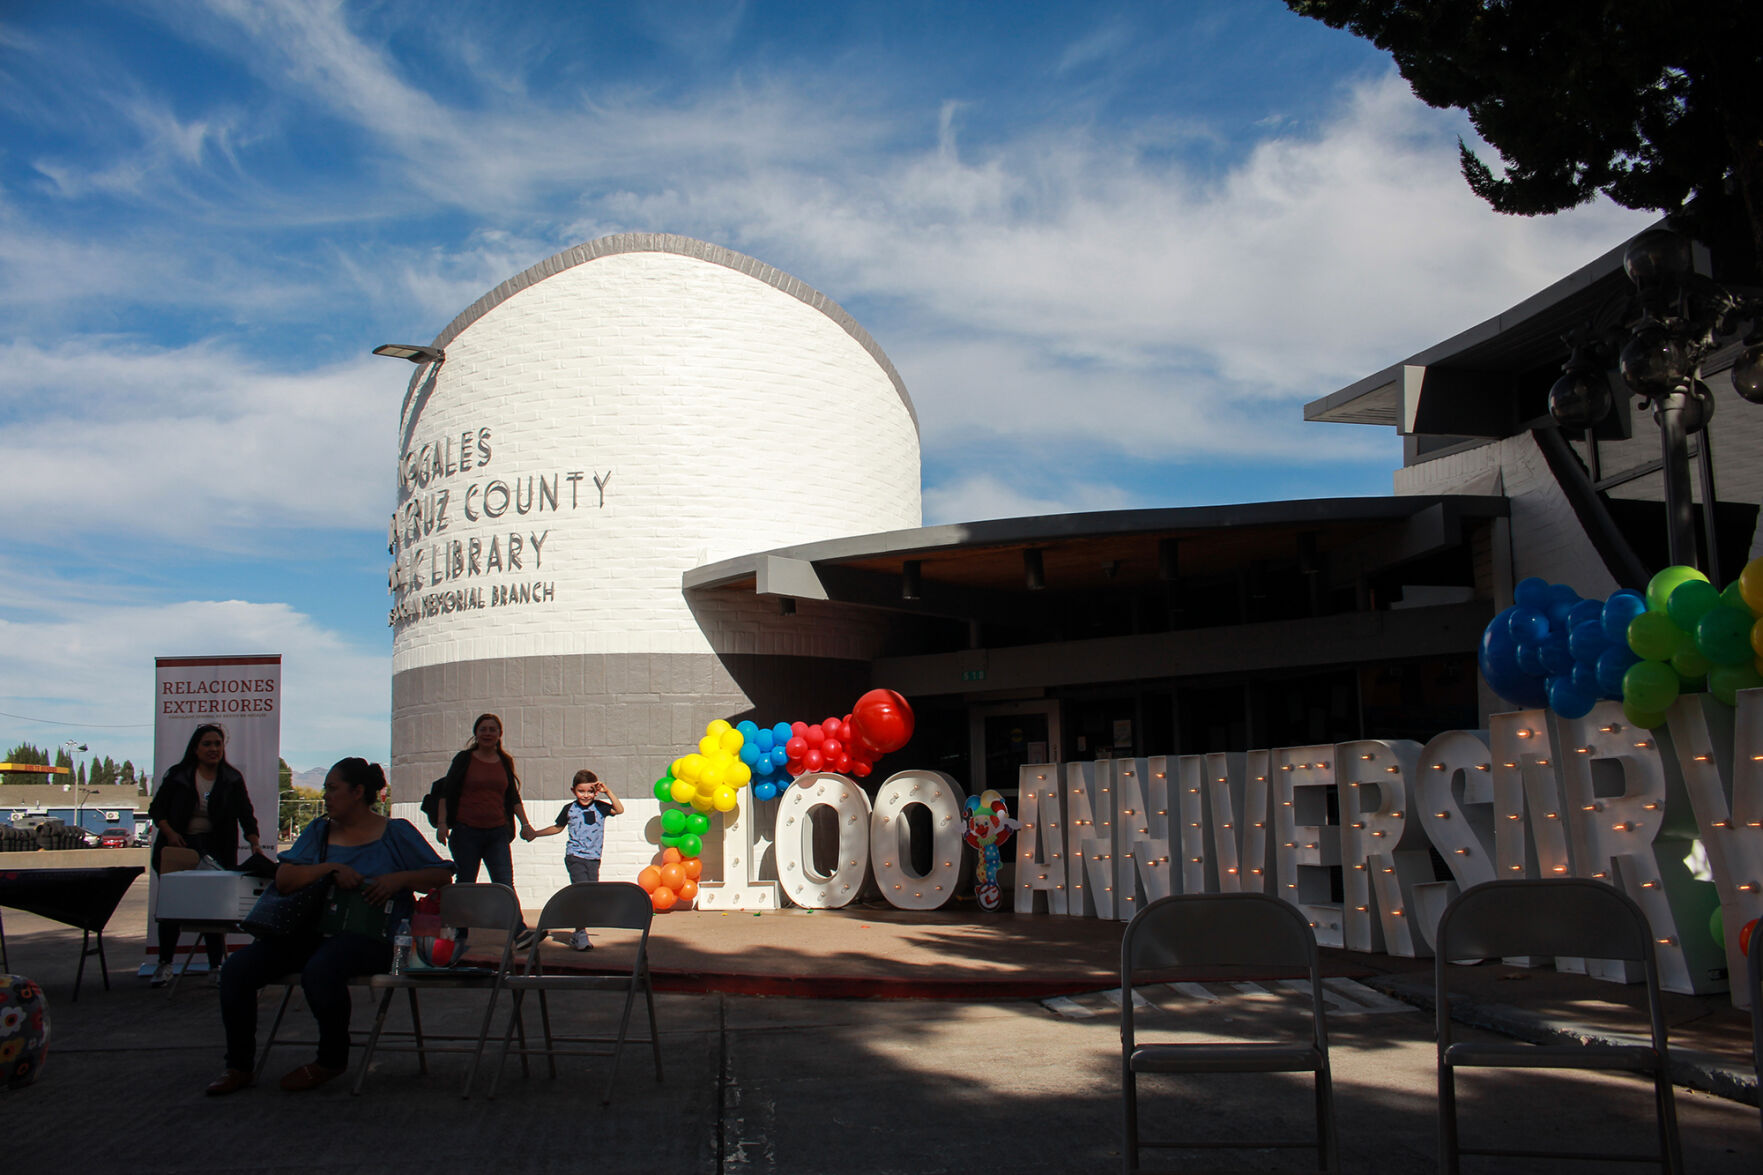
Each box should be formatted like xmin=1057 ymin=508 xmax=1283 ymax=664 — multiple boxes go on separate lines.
xmin=388 ymin=236 xmax=922 ymax=910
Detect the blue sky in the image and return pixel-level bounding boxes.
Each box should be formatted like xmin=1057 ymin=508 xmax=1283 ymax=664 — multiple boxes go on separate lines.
xmin=0 ymin=1 xmax=1651 ymax=774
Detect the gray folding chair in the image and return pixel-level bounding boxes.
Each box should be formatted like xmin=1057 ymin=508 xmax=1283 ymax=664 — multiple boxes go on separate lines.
xmin=1121 ymin=892 xmax=1338 ymax=1174
xmin=1435 ymin=879 xmax=1682 ymax=1174
xmin=1748 ymin=925 xmax=1762 ymax=1143
xmin=351 ymin=883 xmax=526 ymax=1098
xmin=487 ymin=881 xmax=663 ymax=1103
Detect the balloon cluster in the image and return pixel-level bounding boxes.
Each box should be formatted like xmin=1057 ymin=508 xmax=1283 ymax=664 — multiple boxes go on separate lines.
xmin=637 ymin=691 xmax=917 ymax=912
xmin=1480 ymin=558 xmax=1763 ymax=728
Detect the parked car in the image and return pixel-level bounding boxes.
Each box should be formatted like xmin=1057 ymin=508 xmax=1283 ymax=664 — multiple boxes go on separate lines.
xmin=99 ymin=828 xmax=134 ymax=848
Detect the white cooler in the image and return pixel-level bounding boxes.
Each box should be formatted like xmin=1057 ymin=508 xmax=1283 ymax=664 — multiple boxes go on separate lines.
xmin=156 ymin=871 xmax=273 ymax=921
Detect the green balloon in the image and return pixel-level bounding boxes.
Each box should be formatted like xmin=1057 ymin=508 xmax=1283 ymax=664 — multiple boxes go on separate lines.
xmin=653 ymin=779 xmax=673 ymax=802
xmin=660 ymin=832 xmax=681 ymax=848
xmin=660 ymin=809 xmax=686 ymax=835
xmin=1647 ymin=565 xmax=1708 ymax=613
xmin=1622 ymin=698 xmax=1669 ymax=730
xmin=685 ymin=812 xmax=712 ymax=835
xmin=1670 ymin=649 xmax=1711 ymax=680
xmin=1627 ymin=610 xmax=1681 ymax=661
xmin=1666 ymin=579 xmax=1720 ymax=632
xmin=1708 ymin=661 xmax=1763 ymax=706
xmin=1695 ymin=604 xmax=1754 ymax=665
xmin=1720 ymin=580 xmax=1755 ymax=615
xmin=1624 ymin=660 xmax=1681 ymax=712
xmin=678 ymin=833 xmax=702 ymax=857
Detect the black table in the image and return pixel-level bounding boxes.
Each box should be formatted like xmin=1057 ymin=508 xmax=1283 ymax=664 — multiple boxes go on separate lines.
xmin=0 ymin=866 xmax=145 ymax=1000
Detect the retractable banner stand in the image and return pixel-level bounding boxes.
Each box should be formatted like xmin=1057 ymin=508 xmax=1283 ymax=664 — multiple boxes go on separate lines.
xmin=146 ymin=655 xmax=283 ymax=968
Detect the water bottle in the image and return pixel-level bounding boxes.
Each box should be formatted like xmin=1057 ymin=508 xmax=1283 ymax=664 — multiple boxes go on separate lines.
xmin=391 ymin=918 xmax=413 ymax=976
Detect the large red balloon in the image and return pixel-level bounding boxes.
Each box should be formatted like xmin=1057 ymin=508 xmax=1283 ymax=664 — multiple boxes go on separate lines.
xmin=851 ymin=689 xmax=914 ymax=753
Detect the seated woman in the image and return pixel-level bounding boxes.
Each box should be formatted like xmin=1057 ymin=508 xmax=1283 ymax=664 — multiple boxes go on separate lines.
xmin=206 ymin=757 xmax=453 ymax=1095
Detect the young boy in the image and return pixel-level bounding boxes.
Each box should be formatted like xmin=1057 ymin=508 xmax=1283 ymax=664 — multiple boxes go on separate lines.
xmin=527 ymin=769 xmax=623 ymax=950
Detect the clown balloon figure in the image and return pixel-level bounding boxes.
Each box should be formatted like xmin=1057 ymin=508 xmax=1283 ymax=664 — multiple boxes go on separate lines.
xmin=962 ymin=790 xmax=1020 ymax=911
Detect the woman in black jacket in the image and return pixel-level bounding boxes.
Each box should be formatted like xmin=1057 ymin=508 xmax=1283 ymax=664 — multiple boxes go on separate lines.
xmin=148 ymin=723 xmax=262 ymax=985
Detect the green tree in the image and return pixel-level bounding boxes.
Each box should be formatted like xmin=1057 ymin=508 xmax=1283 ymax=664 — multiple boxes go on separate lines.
xmin=2 ymin=743 xmax=49 ymax=786
xmin=1286 ymin=0 xmax=1763 ymax=276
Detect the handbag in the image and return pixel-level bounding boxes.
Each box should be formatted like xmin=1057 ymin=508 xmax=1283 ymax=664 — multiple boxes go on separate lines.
xmin=240 ymin=820 xmax=332 ymax=938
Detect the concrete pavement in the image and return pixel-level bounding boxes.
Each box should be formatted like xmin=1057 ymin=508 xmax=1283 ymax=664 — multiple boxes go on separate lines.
xmin=1 ymin=880 xmax=1758 ymax=1173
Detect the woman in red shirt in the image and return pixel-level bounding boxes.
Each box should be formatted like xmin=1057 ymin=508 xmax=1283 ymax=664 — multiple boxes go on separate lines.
xmin=434 ymin=713 xmax=538 ymax=946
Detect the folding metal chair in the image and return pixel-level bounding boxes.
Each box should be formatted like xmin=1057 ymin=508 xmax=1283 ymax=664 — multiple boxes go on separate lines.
xmin=351 ymin=882 xmax=525 ymax=1098
xmin=1120 ymin=892 xmax=1338 ymax=1174
xmin=1748 ymin=925 xmax=1762 ymax=1144
xmin=487 ymin=881 xmax=663 ymax=1102
xmin=1435 ymin=879 xmax=1683 ymax=1174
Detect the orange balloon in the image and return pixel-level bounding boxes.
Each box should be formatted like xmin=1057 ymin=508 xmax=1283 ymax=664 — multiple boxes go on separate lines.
xmin=637 ymin=866 xmax=661 ymax=893
xmin=662 ymin=847 xmax=682 ymax=864
xmin=682 ymin=857 xmax=703 ymax=880
xmin=659 ymin=862 xmax=686 ymax=890
xmin=651 ymin=887 xmax=678 ymax=912
xmin=678 ymin=878 xmax=699 ymax=901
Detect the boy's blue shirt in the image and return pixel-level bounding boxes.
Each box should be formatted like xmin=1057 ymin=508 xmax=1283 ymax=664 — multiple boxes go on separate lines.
xmin=554 ymin=797 xmax=614 ymax=859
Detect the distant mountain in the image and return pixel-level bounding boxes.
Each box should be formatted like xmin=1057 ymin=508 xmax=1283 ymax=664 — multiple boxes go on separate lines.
xmin=290 ymin=768 xmax=328 ymax=790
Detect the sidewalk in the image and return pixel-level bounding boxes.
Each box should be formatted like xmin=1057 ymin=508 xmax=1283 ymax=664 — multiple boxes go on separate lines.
xmin=1 ymin=880 xmax=1757 ymax=1174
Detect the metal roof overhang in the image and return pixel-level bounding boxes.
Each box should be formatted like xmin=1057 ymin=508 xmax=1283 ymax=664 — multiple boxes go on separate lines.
xmin=684 ymin=495 xmax=1509 ymax=623
xmin=1303 ymin=235 xmax=1638 ymax=436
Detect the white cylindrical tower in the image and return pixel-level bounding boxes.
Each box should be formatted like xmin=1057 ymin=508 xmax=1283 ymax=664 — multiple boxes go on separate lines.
xmin=387 ymin=234 xmax=921 ymax=899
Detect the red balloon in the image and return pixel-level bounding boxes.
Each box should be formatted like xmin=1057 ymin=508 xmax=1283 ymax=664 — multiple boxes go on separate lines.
xmin=822 ymin=737 xmax=842 ymax=758
xmin=786 ymin=736 xmax=808 ymax=758
xmin=834 ymin=752 xmax=850 ymax=773
xmin=822 ymin=716 xmax=843 ymax=739
xmin=851 ymin=689 xmax=914 ymax=753
xmin=1743 ymin=917 xmax=1759 ymax=958
xmin=791 ymin=720 xmax=808 ymax=737
xmin=805 ymin=723 xmax=825 ymax=745
xmin=804 ymin=748 xmax=824 ymax=772
xmin=851 ymin=760 xmax=872 ymax=777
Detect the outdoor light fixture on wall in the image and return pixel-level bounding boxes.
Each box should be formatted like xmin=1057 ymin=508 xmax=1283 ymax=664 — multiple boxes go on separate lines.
xmin=372 ymin=343 xmax=446 ymax=365
xmin=901 ymin=560 xmax=922 ymax=601
xmin=1548 ymin=227 xmax=1763 ymax=569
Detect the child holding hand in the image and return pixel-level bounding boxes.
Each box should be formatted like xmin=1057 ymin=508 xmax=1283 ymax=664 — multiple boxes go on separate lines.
xmin=526 ymin=769 xmax=623 ymax=950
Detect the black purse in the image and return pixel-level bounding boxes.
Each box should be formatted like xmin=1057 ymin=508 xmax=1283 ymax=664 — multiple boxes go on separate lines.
xmin=241 ymin=820 xmax=332 ymax=938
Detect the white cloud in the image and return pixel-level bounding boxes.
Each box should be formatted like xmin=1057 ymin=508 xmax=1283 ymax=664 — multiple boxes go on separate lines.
xmin=0 ymin=566 xmax=388 ymax=772
xmin=923 ymin=473 xmax=1135 ymax=526
xmin=0 ymin=340 xmax=399 ymax=540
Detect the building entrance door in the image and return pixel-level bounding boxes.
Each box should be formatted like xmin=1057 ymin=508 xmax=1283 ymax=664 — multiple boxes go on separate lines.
xmin=967 ymin=700 xmax=1060 ymax=802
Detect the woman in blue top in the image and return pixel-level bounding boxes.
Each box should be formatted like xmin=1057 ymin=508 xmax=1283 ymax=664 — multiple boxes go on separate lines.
xmin=206 ymin=758 xmax=452 ymax=1096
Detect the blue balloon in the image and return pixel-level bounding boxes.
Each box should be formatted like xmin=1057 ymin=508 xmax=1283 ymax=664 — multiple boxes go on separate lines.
xmin=1548 ymin=675 xmax=1597 ymax=719
xmin=753 ymin=728 xmax=775 ymax=752
xmin=739 ymin=742 xmax=761 ymax=765
xmin=1540 ymin=632 xmax=1575 ymax=676
xmin=1516 ymin=642 xmax=1549 ymax=677
xmin=1567 ymin=598 xmax=1603 ymax=631
xmin=771 ymin=722 xmax=793 ymax=746
xmin=770 ymin=746 xmax=789 ymax=768
xmin=1545 ymin=583 xmax=1580 ymax=627
xmin=1480 ymin=610 xmax=1547 ymax=707
xmin=753 ymin=781 xmax=778 ymax=802
xmin=1596 ymin=644 xmax=1641 ymax=697
xmin=1602 ymin=592 xmax=1648 ymax=644
xmin=1571 ymin=660 xmax=1601 ymax=695
xmin=1514 ymin=576 xmax=1552 ymax=610
xmin=736 ymin=719 xmax=759 ymax=738
xmin=753 ymin=755 xmax=774 ymax=776
xmin=1508 ymin=607 xmax=1551 ymax=643
xmin=1567 ymin=620 xmax=1608 ymax=664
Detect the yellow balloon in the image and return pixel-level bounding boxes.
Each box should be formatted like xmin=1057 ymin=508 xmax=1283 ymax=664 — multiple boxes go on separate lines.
xmin=669 ymin=756 xmax=686 ymax=779
xmin=729 ymin=761 xmax=752 ymax=786
xmin=720 ymin=729 xmax=744 ymax=754
xmin=1743 ymin=557 xmax=1763 ymax=614
xmin=701 ymin=762 xmax=725 ymax=789
xmin=707 ymin=718 xmax=732 ymax=737
xmin=698 ymin=734 xmax=719 ymax=757
xmin=679 ymin=754 xmax=706 ymax=781
xmin=669 ymin=779 xmax=695 ymax=804
xmin=713 ymin=786 xmax=738 ymax=812
xmin=690 ymin=792 xmax=715 ymax=812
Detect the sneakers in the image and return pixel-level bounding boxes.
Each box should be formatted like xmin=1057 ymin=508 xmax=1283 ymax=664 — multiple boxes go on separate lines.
xmin=149 ymin=964 xmax=172 ymax=988
xmin=569 ymin=931 xmax=592 ymax=952
xmin=208 ymin=970 xmax=224 ymax=988
xmin=512 ymin=928 xmax=542 ymax=952
xmin=205 ymin=1068 xmax=253 ymax=1096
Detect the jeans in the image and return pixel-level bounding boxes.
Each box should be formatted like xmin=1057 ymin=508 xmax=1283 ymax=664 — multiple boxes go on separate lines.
xmin=564 ymin=856 xmax=600 ymax=946
xmin=219 ymin=932 xmax=391 ymax=1071
xmin=449 ymin=823 xmax=527 ymax=931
